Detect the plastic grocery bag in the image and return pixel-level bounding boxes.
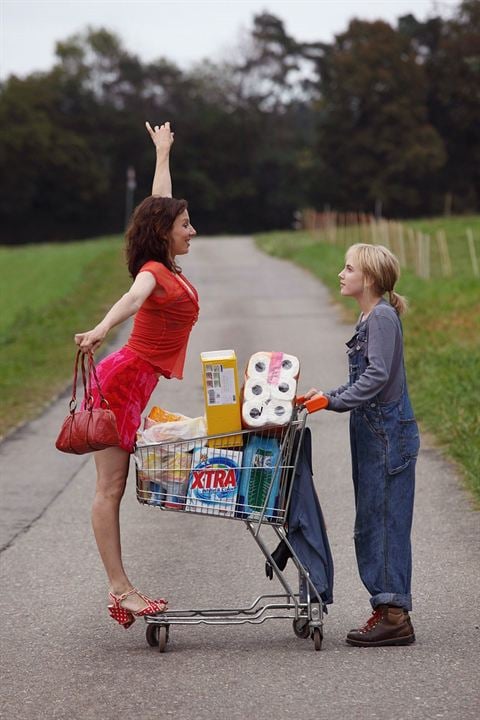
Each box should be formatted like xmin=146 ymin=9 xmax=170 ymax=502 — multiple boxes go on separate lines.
xmin=137 ymin=411 xmax=207 ymax=448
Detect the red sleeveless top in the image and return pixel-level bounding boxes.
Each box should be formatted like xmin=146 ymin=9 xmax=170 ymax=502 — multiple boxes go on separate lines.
xmin=126 ymin=261 xmax=199 ymax=379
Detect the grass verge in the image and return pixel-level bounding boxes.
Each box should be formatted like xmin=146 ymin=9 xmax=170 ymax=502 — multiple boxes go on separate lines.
xmin=256 ymin=223 xmax=480 ymax=505
xmin=0 ymin=236 xmax=129 ymax=439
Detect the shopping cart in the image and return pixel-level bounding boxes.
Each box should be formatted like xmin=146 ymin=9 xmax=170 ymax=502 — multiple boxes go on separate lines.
xmin=134 ymin=394 xmax=328 ymax=653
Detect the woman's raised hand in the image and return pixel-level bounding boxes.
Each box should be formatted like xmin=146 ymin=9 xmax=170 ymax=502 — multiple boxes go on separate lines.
xmin=145 ymin=121 xmax=174 ymax=154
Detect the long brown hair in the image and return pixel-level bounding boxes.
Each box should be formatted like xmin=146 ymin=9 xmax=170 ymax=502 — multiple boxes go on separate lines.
xmin=125 ymin=195 xmax=188 ymax=277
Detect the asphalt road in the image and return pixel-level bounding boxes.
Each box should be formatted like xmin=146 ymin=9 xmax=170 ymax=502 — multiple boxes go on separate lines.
xmin=1 ymin=237 xmax=479 ymax=720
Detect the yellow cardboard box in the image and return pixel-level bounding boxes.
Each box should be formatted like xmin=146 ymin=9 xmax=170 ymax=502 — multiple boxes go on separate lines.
xmin=201 ymin=350 xmax=243 ymax=447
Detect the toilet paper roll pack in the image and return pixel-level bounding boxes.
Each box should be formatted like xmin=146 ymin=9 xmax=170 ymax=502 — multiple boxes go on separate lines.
xmin=242 ymin=351 xmax=300 ymax=429
xmin=246 ymin=351 xmax=300 ymax=382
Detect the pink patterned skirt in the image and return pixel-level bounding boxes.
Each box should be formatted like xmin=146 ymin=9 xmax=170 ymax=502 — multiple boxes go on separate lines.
xmin=88 ymin=346 xmax=158 ymax=452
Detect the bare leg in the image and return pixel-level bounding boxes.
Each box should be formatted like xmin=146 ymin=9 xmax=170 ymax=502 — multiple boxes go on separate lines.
xmin=91 ymin=446 xmax=154 ymax=613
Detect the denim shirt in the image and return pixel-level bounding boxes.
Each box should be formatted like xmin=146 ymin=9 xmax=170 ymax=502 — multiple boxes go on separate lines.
xmin=325 ymin=299 xmax=404 ymax=412
xmin=342 ymin=304 xmax=420 ymax=475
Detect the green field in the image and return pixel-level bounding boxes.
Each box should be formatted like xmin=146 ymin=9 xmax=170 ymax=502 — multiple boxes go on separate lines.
xmin=0 ymin=236 xmax=129 ymax=438
xmin=256 ymin=216 xmax=480 ymax=504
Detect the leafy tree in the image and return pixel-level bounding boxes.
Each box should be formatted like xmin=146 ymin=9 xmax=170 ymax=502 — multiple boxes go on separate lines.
xmin=232 ymin=12 xmax=323 ymax=110
xmin=311 ymin=19 xmax=446 ymax=216
xmin=0 ymin=7 xmax=478 ymax=244
xmin=0 ymin=72 xmax=109 ymax=243
xmin=400 ymin=1 xmax=480 ymax=213
xmin=0 ymin=28 xmax=187 ymax=242
xmin=216 ymin=12 xmax=322 ymax=229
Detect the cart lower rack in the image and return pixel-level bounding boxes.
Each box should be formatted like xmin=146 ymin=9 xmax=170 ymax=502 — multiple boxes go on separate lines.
xmin=134 ymin=398 xmax=327 ymax=652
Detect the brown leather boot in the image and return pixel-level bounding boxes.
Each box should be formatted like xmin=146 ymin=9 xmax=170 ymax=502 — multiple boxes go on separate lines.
xmin=346 ymin=605 xmax=415 ymax=647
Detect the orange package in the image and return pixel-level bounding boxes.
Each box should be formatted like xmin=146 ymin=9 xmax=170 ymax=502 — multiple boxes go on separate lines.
xmin=144 ymin=406 xmax=184 ymax=429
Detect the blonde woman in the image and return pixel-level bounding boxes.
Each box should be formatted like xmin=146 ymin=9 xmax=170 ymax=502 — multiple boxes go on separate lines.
xmin=306 ymin=244 xmax=420 ymax=647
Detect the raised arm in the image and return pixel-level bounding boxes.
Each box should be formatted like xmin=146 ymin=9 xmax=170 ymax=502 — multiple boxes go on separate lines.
xmin=145 ymin=121 xmax=174 ymax=197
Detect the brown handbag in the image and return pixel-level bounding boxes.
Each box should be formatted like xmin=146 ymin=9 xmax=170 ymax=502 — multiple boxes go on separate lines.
xmin=55 ymin=350 xmax=120 ymax=454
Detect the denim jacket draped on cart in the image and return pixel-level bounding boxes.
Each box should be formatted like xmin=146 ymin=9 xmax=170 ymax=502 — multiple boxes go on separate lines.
xmin=286 ymin=427 xmax=334 ymax=606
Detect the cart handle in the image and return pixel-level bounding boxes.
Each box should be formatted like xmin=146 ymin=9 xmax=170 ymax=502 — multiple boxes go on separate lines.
xmin=295 ymin=394 xmax=329 ymax=413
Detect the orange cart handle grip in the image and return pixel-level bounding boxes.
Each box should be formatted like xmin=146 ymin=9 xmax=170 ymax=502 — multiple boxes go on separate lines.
xmin=296 ymin=394 xmax=329 ymax=413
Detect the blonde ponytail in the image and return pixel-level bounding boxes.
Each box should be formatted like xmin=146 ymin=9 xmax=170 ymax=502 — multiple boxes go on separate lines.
xmin=388 ymin=290 xmax=408 ymax=315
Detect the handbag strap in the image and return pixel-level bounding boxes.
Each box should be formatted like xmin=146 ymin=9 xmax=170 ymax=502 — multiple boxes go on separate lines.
xmin=69 ymin=350 xmax=109 ymax=412
xmin=69 ymin=350 xmax=83 ymax=412
xmin=84 ymin=351 xmax=110 ymax=410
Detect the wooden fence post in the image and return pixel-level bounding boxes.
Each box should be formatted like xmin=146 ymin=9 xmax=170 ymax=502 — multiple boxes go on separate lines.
xmin=436 ymin=230 xmax=452 ymax=277
xmin=415 ymin=232 xmax=430 ymax=278
xmin=360 ymin=214 xmax=368 ymax=244
xmin=407 ymin=228 xmax=415 ymax=269
xmin=397 ymin=223 xmax=407 ymax=268
xmin=415 ymin=231 xmax=423 ymax=276
xmin=380 ymin=220 xmax=390 ymax=248
xmin=423 ymin=234 xmax=431 ymax=279
xmin=467 ymin=228 xmax=479 ymax=278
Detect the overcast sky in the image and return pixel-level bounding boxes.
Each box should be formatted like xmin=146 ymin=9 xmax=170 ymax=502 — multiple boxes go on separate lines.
xmin=1 ymin=0 xmax=460 ymax=80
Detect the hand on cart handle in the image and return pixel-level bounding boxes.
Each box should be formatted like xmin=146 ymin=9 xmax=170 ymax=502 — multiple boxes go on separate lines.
xmin=296 ymin=392 xmax=329 ymax=413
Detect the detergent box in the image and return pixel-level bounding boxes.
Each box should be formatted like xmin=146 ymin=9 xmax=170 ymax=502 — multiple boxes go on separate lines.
xmin=236 ymin=435 xmax=282 ymax=520
xmin=185 ymin=446 xmax=243 ymax=517
xmin=201 ymin=350 xmax=243 ymax=447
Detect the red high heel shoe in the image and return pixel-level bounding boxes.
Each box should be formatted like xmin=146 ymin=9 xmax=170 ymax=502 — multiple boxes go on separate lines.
xmin=108 ymin=588 xmax=168 ymax=629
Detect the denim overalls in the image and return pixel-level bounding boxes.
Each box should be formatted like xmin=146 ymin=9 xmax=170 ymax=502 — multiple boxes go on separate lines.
xmin=347 ymin=319 xmax=420 ymax=611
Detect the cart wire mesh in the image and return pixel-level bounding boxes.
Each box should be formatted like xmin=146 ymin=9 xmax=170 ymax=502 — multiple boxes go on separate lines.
xmin=134 ymin=415 xmax=306 ymax=526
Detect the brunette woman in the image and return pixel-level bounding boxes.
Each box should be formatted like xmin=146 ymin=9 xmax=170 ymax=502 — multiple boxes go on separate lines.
xmin=75 ymin=122 xmax=199 ymax=628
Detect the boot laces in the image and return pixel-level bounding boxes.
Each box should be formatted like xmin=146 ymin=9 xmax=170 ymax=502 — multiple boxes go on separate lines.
xmin=360 ymin=608 xmax=382 ymax=633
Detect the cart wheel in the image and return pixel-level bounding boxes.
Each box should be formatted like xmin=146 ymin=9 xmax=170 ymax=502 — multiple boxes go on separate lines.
xmin=146 ymin=624 xmax=159 ymax=647
xmin=158 ymin=625 xmax=169 ymax=653
xmin=312 ymin=627 xmax=323 ymax=651
xmin=293 ymin=617 xmax=310 ymax=639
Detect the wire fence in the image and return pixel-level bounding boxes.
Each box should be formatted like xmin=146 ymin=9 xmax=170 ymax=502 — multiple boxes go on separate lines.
xmin=301 ymin=210 xmax=480 ymax=280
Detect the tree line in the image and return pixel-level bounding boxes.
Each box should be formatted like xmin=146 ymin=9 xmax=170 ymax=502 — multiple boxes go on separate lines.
xmin=0 ymin=0 xmax=478 ymax=244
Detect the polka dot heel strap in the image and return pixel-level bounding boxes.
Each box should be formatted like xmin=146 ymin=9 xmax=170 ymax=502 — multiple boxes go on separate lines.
xmin=108 ymin=588 xmax=168 ymax=629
